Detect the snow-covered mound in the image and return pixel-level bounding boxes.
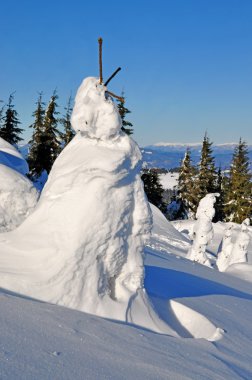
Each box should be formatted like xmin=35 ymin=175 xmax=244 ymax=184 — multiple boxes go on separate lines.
xmin=149 ymin=203 xmax=190 ymax=256
xmin=0 ymin=164 xmax=38 ymax=232
xmin=0 ymin=137 xmax=29 ymax=175
xmin=0 ymin=77 xmax=171 ymax=333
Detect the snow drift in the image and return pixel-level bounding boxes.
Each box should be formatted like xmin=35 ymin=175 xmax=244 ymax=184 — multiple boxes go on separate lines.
xmin=0 ymin=137 xmax=29 ymax=175
xmin=0 ymin=164 xmax=38 ymax=232
xmin=0 ymin=77 xmax=170 ymax=333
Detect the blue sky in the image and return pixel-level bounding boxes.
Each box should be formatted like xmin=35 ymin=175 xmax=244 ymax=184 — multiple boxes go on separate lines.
xmin=0 ymin=0 xmax=252 ymax=146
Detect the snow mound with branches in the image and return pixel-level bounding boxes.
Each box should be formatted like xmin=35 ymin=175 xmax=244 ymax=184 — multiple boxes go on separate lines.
xmin=0 ymin=164 xmax=38 ymax=232
xmin=0 ymin=77 xmax=171 ymax=333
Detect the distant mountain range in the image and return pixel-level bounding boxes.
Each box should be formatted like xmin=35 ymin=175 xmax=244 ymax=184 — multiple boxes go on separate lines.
xmin=142 ymin=143 xmax=252 ymax=170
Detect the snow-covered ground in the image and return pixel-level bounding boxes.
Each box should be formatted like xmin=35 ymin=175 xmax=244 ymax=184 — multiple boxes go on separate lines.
xmin=1 ymin=205 xmax=252 ymax=379
xmin=159 ymin=172 xmax=178 ymax=190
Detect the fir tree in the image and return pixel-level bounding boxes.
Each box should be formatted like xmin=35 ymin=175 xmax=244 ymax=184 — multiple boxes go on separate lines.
xmin=224 ymin=139 xmax=252 ymax=224
xmin=213 ymin=167 xmax=225 ymax=222
xmin=141 ymin=168 xmax=166 ymax=213
xmin=117 ymin=93 xmax=133 ymax=135
xmin=27 ymin=93 xmax=47 ymax=179
xmin=42 ymin=90 xmax=62 ymax=174
xmin=61 ymin=96 xmax=75 ymax=145
xmin=0 ymin=94 xmax=23 ymax=145
xmin=194 ymin=133 xmax=216 ymax=206
xmin=177 ymin=149 xmax=197 ymax=218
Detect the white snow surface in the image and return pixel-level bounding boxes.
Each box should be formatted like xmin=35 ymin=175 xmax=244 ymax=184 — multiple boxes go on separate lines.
xmin=0 ymin=137 xmax=29 ymax=175
xmin=0 ymin=164 xmax=38 ymax=232
xmin=1 ymin=206 xmax=252 ymax=379
xmin=159 ymin=172 xmax=178 ymax=190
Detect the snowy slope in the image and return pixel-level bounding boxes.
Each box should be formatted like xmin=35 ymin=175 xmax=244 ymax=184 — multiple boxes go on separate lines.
xmin=159 ymin=172 xmax=179 ymax=189
xmin=1 ymin=208 xmax=252 ymax=379
xmin=0 ymin=137 xmax=28 ymax=175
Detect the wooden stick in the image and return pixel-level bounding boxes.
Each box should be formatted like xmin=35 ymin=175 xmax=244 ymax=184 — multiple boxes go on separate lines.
xmin=98 ymin=37 xmax=103 ymax=84
xmin=106 ymin=90 xmax=124 ymax=103
xmin=104 ymin=67 xmax=121 ymax=87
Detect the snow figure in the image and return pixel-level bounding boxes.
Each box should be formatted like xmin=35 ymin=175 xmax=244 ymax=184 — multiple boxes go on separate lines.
xmin=228 ymin=218 xmax=250 ymax=267
xmin=187 ymin=193 xmax=219 ymax=267
xmin=216 ymin=225 xmax=234 ymax=272
xmin=0 ymin=77 xmax=169 ymax=333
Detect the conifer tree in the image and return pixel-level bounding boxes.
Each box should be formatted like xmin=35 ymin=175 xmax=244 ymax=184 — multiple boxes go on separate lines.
xmin=27 ymin=93 xmax=47 ymax=179
xmin=0 ymin=94 xmax=23 ymax=145
xmin=177 ymin=149 xmax=197 ymax=218
xmin=42 ymin=90 xmax=62 ymax=173
xmin=213 ymin=167 xmax=225 ymax=222
xmin=62 ymin=96 xmax=75 ymax=145
xmin=224 ymin=139 xmax=252 ymax=224
xmin=194 ymin=133 xmax=216 ymax=206
xmin=117 ymin=93 xmax=133 ymax=135
xmin=141 ymin=168 xmax=166 ymax=213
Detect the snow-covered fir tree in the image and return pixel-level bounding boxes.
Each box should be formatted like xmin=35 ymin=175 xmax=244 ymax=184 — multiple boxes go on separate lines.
xmin=177 ymin=148 xmax=197 ymax=218
xmin=228 ymin=218 xmax=250 ymax=267
xmin=216 ymin=224 xmax=234 ymax=271
xmin=42 ymin=90 xmax=62 ymax=173
xmin=194 ymin=134 xmax=217 ymax=208
xmin=27 ymin=93 xmax=47 ymax=179
xmin=61 ymin=96 xmax=75 ymax=145
xmin=0 ymin=94 xmax=23 ymax=145
xmin=187 ymin=193 xmax=219 ymax=267
xmin=141 ymin=168 xmax=166 ymax=213
xmin=224 ymin=139 xmax=252 ymax=224
xmin=117 ymin=93 xmax=133 ymax=135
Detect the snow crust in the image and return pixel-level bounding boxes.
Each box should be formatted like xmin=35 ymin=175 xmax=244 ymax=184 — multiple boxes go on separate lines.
xmin=0 ymin=164 xmax=38 ymax=232
xmin=0 ymin=137 xmax=29 ymax=175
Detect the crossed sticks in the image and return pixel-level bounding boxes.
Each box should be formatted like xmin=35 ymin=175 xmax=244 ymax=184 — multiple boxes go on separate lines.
xmin=98 ymin=37 xmax=124 ymax=103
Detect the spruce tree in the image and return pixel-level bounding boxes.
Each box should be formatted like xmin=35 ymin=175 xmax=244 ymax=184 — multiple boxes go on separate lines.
xmin=117 ymin=93 xmax=133 ymax=135
xmin=194 ymin=133 xmax=216 ymax=206
xmin=0 ymin=94 xmax=23 ymax=145
xmin=141 ymin=168 xmax=166 ymax=213
xmin=224 ymin=139 xmax=252 ymax=224
xmin=27 ymin=93 xmax=47 ymax=179
xmin=177 ymin=149 xmax=197 ymax=218
xmin=213 ymin=167 xmax=225 ymax=222
xmin=42 ymin=90 xmax=62 ymax=173
xmin=62 ymin=96 xmax=75 ymax=145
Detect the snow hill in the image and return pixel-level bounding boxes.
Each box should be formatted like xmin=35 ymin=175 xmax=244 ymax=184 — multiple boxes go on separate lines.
xmin=142 ymin=143 xmax=252 ymax=170
xmin=1 ymin=205 xmax=252 ymax=379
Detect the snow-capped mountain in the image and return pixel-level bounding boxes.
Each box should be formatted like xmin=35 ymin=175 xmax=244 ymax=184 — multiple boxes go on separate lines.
xmin=142 ymin=143 xmax=252 ymax=170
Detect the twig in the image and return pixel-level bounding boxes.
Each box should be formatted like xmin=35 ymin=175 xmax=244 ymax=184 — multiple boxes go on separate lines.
xmin=104 ymin=67 xmax=121 ymax=87
xmin=98 ymin=37 xmax=103 ymax=84
xmin=106 ymin=91 xmax=124 ymax=103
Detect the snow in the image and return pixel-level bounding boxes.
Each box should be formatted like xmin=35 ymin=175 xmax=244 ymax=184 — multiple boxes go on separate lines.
xmin=159 ymin=172 xmax=178 ymax=189
xmin=0 ymin=137 xmax=29 ymax=175
xmin=187 ymin=194 xmax=219 ymax=267
xmin=1 ymin=206 xmax=252 ymax=379
xmin=0 ymin=164 xmax=38 ymax=232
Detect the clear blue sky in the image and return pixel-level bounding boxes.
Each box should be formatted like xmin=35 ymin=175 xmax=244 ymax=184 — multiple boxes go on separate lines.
xmin=0 ymin=0 xmax=252 ymax=146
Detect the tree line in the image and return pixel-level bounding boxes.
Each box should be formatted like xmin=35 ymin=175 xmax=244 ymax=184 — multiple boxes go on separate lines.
xmin=0 ymin=92 xmax=132 ymax=182
xmin=175 ymin=134 xmax=251 ymax=224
